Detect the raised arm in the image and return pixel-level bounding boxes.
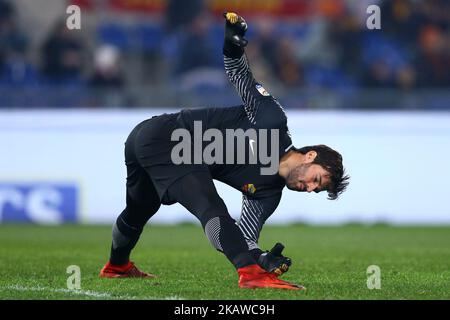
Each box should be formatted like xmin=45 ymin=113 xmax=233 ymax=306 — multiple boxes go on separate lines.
xmin=223 ymin=12 xmax=288 ymax=128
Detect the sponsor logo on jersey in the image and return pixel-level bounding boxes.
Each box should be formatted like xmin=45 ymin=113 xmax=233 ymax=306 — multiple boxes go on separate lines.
xmin=249 ymin=139 xmax=256 ymax=156
xmin=242 ymin=183 xmax=256 ymax=194
xmin=255 ymin=84 xmax=270 ymax=96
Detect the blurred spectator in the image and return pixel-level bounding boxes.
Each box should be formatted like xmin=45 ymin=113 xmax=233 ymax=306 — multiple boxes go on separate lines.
xmin=327 ymin=10 xmax=364 ymax=80
xmin=89 ymin=45 xmax=125 ymax=88
xmin=0 ymin=0 xmax=13 ymax=20
xmin=253 ymin=19 xmax=279 ymax=74
xmin=381 ymin=0 xmax=423 ymax=46
xmin=361 ymin=33 xmax=416 ymax=90
xmin=0 ymin=0 xmax=14 ymax=70
xmin=274 ymin=37 xmax=304 ymax=87
xmin=174 ymin=12 xmax=217 ymax=76
xmin=419 ymin=0 xmax=450 ymax=30
xmin=41 ymin=20 xmax=84 ymax=82
xmin=0 ymin=1 xmax=28 ymax=71
xmin=251 ymin=20 xmax=304 ymax=88
xmin=0 ymin=0 xmax=36 ymax=87
xmin=165 ymin=0 xmax=205 ymax=33
xmin=169 ymin=11 xmax=228 ymax=95
xmin=87 ymin=45 xmax=127 ymax=108
xmin=416 ymin=25 xmax=450 ymax=87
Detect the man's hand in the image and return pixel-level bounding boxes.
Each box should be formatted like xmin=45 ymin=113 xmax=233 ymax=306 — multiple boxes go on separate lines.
xmin=257 ymin=243 xmax=292 ymax=276
xmin=223 ymin=12 xmax=248 ymax=48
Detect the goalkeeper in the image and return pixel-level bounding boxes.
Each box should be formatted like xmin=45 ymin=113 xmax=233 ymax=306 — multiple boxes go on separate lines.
xmin=99 ymin=12 xmax=349 ymax=290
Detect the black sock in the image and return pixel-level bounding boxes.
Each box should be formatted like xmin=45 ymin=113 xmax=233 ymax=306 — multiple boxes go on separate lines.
xmin=109 ymin=213 xmax=143 ymax=265
xmin=203 ymin=216 xmax=256 ymax=269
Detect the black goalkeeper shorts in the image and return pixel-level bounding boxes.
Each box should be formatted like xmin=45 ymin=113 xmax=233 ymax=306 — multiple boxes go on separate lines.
xmin=125 ymin=113 xmax=208 ymax=205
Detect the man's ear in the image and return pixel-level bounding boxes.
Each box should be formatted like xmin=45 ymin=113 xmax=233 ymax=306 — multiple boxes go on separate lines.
xmin=305 ymin=151 xmax=317 ymax=163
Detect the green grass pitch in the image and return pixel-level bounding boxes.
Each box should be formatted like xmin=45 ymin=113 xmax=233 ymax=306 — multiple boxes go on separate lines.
xmin=0 ymin=224 xmax=449 ymax=300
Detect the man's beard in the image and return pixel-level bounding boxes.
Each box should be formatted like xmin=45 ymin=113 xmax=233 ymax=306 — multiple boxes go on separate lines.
xmin=286 ymin=163 xmax=312 ymax=191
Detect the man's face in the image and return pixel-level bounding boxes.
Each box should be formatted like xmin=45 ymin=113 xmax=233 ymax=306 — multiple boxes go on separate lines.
xmin=285 ymin=163 xmax=330 ymax=193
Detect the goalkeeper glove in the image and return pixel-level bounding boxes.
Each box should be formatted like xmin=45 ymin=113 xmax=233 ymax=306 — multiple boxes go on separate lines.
xmin=223 ymin=12 xmax=248 ymax=48
xmin=257 ymin=242 xmax=292 ymax=276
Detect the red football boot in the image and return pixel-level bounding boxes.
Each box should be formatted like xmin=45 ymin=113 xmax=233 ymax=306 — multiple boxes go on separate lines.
xmin=238 ymin=264 xmax=305 ymax=290
xmin=99 ymin=261 xmax=155 ymax=278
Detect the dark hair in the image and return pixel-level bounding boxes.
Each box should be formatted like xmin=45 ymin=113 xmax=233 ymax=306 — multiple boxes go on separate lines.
xmin=293 ymin=145 xmax=349 ymax=200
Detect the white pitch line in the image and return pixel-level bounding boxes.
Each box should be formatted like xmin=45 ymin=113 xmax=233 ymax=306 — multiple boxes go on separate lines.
xmin=2 ymin=284 xmax=112 ymax=298
xmin=1 ymin=284 xmax=185 ymax=300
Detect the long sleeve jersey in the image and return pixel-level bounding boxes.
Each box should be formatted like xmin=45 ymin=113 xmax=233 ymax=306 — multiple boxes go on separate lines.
xmin=172 ymin=45 xmax=294 ymax=250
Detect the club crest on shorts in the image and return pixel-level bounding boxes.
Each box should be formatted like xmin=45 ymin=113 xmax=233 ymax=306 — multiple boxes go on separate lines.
xmin=242 ymin=183 xmax=256 ymax=194
xmin=255 ymin=84 xmax=270 ymax=96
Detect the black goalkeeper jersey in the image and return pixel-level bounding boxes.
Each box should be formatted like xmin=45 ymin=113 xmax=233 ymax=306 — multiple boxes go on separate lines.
xmin=132 ymin=49 xmax=293 ymax=251
xmin=174 ymin=51 xmax=294 ymax=200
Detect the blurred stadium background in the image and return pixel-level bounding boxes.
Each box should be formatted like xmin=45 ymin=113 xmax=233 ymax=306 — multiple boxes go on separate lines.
xmin=1 ymin=0 xmax=450 ymax=226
